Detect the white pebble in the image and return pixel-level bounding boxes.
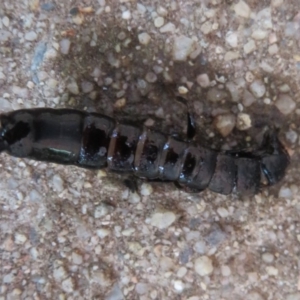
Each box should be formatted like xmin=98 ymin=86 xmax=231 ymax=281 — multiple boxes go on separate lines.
xmin=268 ymin=44 xmax=278 ymax=55
xmin=96 ymin=228 xmax=110 ymax=238
xmin=173 ymin=280 xmax=185 ymax=292
xmin=262 ymin=253 xmax=274 ymax=263
xmin=52 ymin=174 xmax=64 ymax=192
xmin=67 ymin=81 xmax=79 ymax=94
xmin=2 ymin=16 xmax=9 ymax=27
xmin=25 ymin=31 xmax=38 ymax=41
xmin=275 ymin=94 xmax=296 ymax=115
xmin=60 ymin=39 xmax=71 ymax=55
xmin=194 ymin=256 xmax=213 ymax=276
xmin=234 ymin=1 xmax=251 ymax=18
xmin=160 ymin=22 xmax=175 ymax=33
xmin=285 ymin=130 xmax=298 ymax=144
xmin=140 ymin=183 xmax=153 ymax=196
xmin=265 ymin=266 xmax=278 ymax=276
xmin=154 ymin=16 xmax=164 ymax=28
xmin=251 ymin=29 xmax=267 ymax=40
xmin=135 ymin=283 xmax=149 ymax=295
xmin=221 ymin=265 xmax=231 ymax=276
xmin=236 ymin=113 xmax=252 ymax=131
xmin=157 ymin=6 xmax=168 ymax=16
xmin=138 ymin=32 xmax=151 ymax=45
xmin=122 ymin=10 xmax=131 ymax=20
xmin=172 ymin=35 xmax=194 ymax=61
xmin=224 ymin=51 xmax=239 ymax=61
xmin=94 ymin=204 xmax=110 ymax=218
xmin=178 ymin=86 xmax=188 ymax=94
xmin=150 ymin=210 xmax=176 ymax=229
xmin=225 ymin=31 xmax=238 ymax=48
xmin=249 ymin=80 xmax=266 ymax=98
xmin=214 ymin=114 xmax=236 ymax=137
xmin=176 ymin=267 xmax=187 ymax=278
xmin=15 ymin=233 xmax=27 ymax=244
xmin=244 ymin=39 xmax=256 ymax=54
xmin=196 ymin=74 xmax=210 ymax=88
xmin=72 ymin=251 xmax=83 ymax=265
xmin=271 ymin=0 xmax=283 ymax=7
xmin=278 ymin=186 xmax=293 ymax=198
xmin=217 ymin=207 xmax=229 ymax=218
xmin=62 ymin=277 xmax=74 ymax=293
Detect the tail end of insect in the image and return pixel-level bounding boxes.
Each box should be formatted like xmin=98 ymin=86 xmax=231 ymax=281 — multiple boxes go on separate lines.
xmin=260 ymin=130 xmax=290 ymax=186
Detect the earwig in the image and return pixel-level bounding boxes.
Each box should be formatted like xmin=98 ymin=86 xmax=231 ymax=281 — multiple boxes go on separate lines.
xmin=0 ymin=108 xmax=290 ymax=196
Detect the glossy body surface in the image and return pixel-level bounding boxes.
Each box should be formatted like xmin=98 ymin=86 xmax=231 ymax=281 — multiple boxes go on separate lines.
xmin=0 ymin=108 xmax=290 ymax=196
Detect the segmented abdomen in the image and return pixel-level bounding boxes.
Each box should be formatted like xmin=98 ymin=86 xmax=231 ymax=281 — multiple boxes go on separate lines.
xmin=0 ymin=108 xmax=289 ymax=196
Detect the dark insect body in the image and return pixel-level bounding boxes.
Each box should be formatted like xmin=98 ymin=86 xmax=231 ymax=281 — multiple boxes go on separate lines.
xmin=0 ymin=108 xmax=290 ymax=196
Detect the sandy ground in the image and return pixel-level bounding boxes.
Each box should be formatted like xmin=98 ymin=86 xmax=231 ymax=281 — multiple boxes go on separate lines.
xmin=1 ymin=0 xmax=300 ymax=299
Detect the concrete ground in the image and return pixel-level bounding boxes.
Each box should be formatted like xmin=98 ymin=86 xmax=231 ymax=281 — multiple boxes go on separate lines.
xmin=0 ymin=0 xmax=300 ymax=299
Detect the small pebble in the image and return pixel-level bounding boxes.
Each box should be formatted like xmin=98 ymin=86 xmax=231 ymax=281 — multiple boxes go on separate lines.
xmin=173 ymin=280 xmax=185 ymax=292
xmin=245 ymin=71 xmax=254 ymax=83
xmin=265 ymin=266 xmax=278 ymax=276
xmin=244 ymin=39 xmax=256 ymax=54
xmin=114 ymin=98 xmax=126 ymax=108
xmin=251 ymin=29 xmax=267 ymax=40
xmin=196 ymin=74 xmax=210 ymax=88
xmin=81 ymin=81 xmax=94 ymax=93
xmin=172 ymin=36 xmax=194 ymax=61
xmin=275 ymin=94 xmax=296 ymax=115
xmin=221 ymin=265 xmax=231 ymax=277
xmin=96 ymin=228 xmax=110 ymax=238
xmin=41 ymin=3 xmax=56 ymax=11
xmin=145 ymin=72 xmax=157 ymax=83
xmin=236 ymin=113 xmax=252 ymax=131
xmin=122 ymin=10 xmax=131 ymax=20
xmin=157 ymin=6 xmax=168 ymax=16
xmin=176 ymin=267 xmax=187 ymax=278
xmin=62 ymin=277 xmax=74 ymax=293
xmin=2 ymin=16 xmax=9 ymax=27
xmin=72 ymin=251 xmax=83 ymax=265
xmin=178 ymin=86 xmax=188 ymax=94
xmin=140 ymin=183 xmax=153 ymax=196
xmin=278 ymin=186 xmax=293 ymax=198
xmin=224 ymin=51 xmax=239 ymax=61
xmin=262 ymin=253 xmax=274 ymax=263
xmin=217 ymin=207 xmax=229 ymax=218
xmin=138 ymin=32 xmax=151 ymax=45
xmin=234 ymin=1 xmax=251 ymax=18
xmin=225 ymin=31 xmax=238 ymax=48
xmin=67 ymin=81 xmax=79 ymax=94
xmin=271 ymin=0 xmax=283 ymax=7
xmin=154 ymin=16 xmax=164 ymax=28
xmin=25 ymin=31 xmax=38 ymax=41
xmin=286 ymin=130 xmax=298 ymax=144
xmin=150 ymin=210 xmax=176 ymax=229
xmin=15 ymin=233 xmax=27 ymax=244
xmin=135 ymin=283 xmax=149 ymax=295
xmin=268 ymin=44 xmax=278 ymax=55
xmin=52 ymin=174 xmax=64 ymax=192
xmin=160 ymin=22 xmax=176 ymax=33
xmin=207 ymin=87 xmax=228 ymax=102
xmin=194 ymin=256 xmax=213 ymax=276
xmin=60 ymin=39 xmax=71 ymax=55
xmin=249 ymin=80 xmax=266 ymax=98
xmin=214 ymin=114 xmax=236 ymax=137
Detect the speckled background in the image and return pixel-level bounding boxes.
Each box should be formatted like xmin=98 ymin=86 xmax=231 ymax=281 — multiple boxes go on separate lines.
xmin=0 ymin=0 xmax=300 ymax=299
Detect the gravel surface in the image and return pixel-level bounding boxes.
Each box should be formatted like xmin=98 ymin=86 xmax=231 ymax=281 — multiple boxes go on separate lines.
xmin=0 ymin=0 xmax=300 ymax=299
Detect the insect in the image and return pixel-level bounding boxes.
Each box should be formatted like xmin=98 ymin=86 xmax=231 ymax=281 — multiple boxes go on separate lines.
xmin=0 ymin=108 xmax=290 ymax=196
